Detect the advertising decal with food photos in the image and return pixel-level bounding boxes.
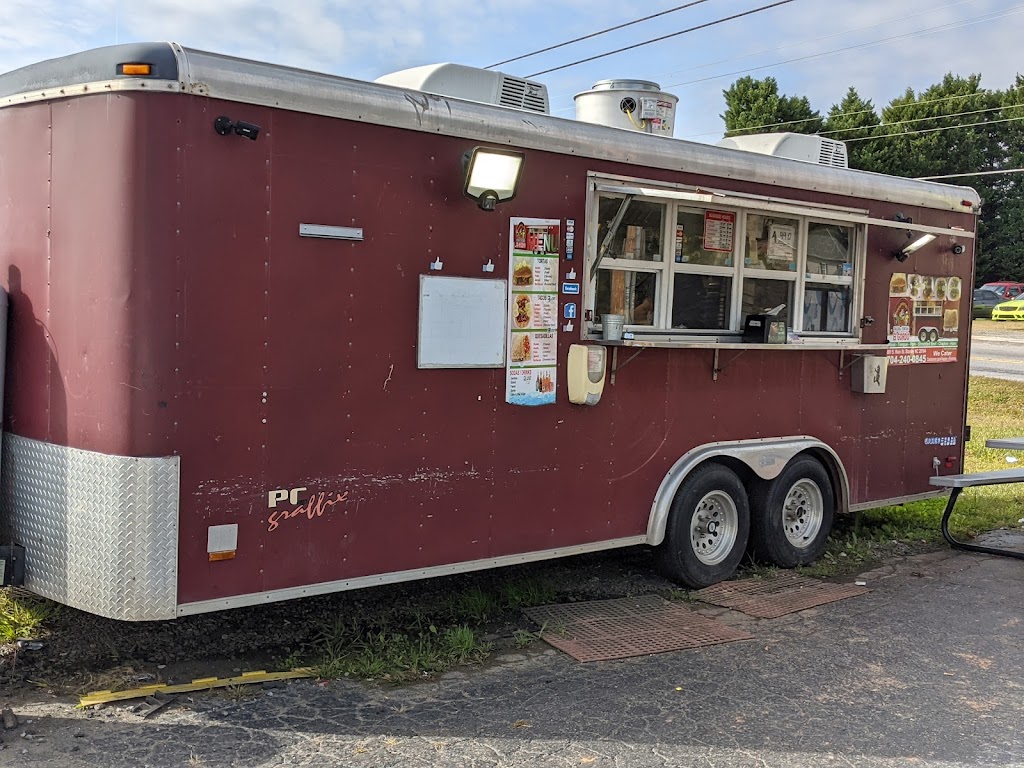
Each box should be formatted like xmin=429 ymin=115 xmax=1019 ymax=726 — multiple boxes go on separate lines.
xmin=507 ymin=218 xmax=561 ymax=406
xmin=886 ymin=272 xmax=962 ymax=365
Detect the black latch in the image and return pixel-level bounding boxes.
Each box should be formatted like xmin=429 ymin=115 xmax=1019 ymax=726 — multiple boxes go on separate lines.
xmin=965 ymin=425 xmax=972 ymax=442
xmin=0 ymin=545 xmax=26 ymax=587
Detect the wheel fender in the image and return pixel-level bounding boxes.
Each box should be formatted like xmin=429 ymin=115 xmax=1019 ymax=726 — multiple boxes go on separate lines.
xmin=646 ymin=436 xmax=849 ymax=546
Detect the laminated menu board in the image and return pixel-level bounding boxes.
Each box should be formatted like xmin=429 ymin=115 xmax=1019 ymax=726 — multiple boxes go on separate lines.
xmin=507 ymin=218 xmax=560 ymax=406
xmin=886 ymin=272 xmax=962 ymax=365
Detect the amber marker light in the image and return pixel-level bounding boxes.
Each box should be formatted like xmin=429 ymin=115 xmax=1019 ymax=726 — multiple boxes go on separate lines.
xmin=118 ymin=63 xmax=153 ymax=76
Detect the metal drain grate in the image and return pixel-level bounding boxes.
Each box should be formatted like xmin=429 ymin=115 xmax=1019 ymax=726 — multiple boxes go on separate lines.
xmin=523 ymin=595 xmax=753 ymax=662
xmin=694 ymin=573 xmax=870 ymax=618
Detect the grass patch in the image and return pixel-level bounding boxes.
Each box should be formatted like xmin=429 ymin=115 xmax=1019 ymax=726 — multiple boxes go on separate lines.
xmin=0 ymin=589 xmax=57 ymax=643
xmin=313 ymin=617 xmax=491 ymax=682
xmin=499 ymin=578 xmax=557 ymax=610
xmin=307 ymin=576 xmax=560 ymax=680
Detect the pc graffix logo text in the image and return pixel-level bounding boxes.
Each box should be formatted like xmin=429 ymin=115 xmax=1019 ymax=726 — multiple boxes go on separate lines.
xmin=266 ymin=486 xmax=349 ymax=533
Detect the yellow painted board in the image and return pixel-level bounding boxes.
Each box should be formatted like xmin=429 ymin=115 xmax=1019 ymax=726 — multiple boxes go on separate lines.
xmin=78 ymin=668 xmax=316 ymax=707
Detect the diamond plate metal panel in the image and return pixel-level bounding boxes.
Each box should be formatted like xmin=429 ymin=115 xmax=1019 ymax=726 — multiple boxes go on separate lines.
xmin=1 ymin=433 xmax=179 ymax=621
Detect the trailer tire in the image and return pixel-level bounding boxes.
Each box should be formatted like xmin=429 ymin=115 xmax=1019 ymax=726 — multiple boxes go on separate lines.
xmin=748 ymin=456 xmax=834 ymax=568
xmin=656 ymin=463 xmax=750 ymax=589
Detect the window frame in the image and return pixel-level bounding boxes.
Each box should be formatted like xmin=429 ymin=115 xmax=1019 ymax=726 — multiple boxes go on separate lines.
xmin=585 ymin=175 xmax=867 ymax=342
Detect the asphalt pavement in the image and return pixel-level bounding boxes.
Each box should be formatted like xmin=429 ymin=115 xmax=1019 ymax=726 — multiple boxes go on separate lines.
xmin=970 ymin=326 xmax=1024 ymax=381
xmin=4 ymin=532 xmax=1024 ymax=767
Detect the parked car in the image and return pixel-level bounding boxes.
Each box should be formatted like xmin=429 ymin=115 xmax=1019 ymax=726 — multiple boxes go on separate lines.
xmin=991 ymin=297 xmax=1024 ymax=321
xmin=973 ymin=288 xmax=1005 ymax=318
xmin=979 ymin=281 xmax=1024 ymax=299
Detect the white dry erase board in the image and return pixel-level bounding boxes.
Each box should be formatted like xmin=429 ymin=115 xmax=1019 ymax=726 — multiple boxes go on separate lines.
xmin=418 ymin=275 xmax=507 ymax=368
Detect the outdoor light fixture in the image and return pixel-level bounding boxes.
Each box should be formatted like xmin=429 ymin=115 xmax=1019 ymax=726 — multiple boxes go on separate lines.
xmin=894 ymin=232 xmax=937 ymax=262
xmin=463 ymin=147 xmax=525 ymax=211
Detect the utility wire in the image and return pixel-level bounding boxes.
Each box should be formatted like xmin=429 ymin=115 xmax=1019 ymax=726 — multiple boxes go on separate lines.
xmin=486 ymin=0 xmax=715 ymax=70
xmin=674 ymin=3 xmax=1024 ymax=138
xmin=525 ymin=0 xmax=797 ymax=78
xmin=684 ymin=91 xmax=1000 ymax=138
xmin=918 ymin=168 xmax=1024 ymax=180
xmin=665 ymin=4 xmax=1024 ymax=91
xmin=818 ymin=103 xmax=1023 ymax=138
xmin=651 ymin=0 xmax=976 ymax=88
xmin=844 ymin=114 xmax=1024 ymax=143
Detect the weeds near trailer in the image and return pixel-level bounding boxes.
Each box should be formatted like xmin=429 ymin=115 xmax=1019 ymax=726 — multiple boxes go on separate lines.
xmin=313 ymin=617 xmax=491 ymax=683
xmin=513 ymin=621 xmax=550 ymax=649
xmin=500 ymin=578 xmax=557 ymax=610
xmin=447 ymin=587 xmax=500 ymax=623
xmin=0 ymin=589 xmax=57 ymax=643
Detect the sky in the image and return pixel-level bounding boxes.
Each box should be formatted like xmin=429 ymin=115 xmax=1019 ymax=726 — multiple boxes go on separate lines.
xmin=0 ymin=0 xmax=1020 ymax=143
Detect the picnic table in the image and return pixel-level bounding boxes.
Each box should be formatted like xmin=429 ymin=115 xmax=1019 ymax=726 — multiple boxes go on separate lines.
xmin=928 ymin=437 xmax=1024 ymax=560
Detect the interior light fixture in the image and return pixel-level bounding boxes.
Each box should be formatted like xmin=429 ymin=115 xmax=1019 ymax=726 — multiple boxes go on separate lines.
xmin=894 ymin=232 xmax=936 ymax=262
xmin=463 ymin=147 xmax=525 ymax=211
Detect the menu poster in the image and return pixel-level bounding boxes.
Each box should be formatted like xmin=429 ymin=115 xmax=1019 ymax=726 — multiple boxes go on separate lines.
xmin=703 ymin=210 xmax=736 ymax=253
xmin=507 ymin=218 xmax=560 ymax=406
xmin=886 ymin=272 xmax=962 ymax=365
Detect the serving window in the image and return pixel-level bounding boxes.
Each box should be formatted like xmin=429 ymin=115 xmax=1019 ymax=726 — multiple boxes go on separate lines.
xmin=586 ymin=178 xmax=866 ymax=341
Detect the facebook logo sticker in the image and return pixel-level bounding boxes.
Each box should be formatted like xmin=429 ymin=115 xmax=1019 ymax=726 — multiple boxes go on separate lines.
xmin=564 ymin=303 xmax=577 ymax=319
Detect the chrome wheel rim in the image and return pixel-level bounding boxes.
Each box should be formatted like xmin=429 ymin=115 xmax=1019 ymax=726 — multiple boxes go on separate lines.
xmin=690 ymin=491 xmax=739 ymax=566
xmin=783 ymin=479 xmax=824 ymax=547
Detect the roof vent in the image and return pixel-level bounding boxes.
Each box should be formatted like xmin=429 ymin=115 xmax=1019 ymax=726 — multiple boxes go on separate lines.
xmin=374 ymin=63 xmax=549 ymax=114
xmin=716 ymin=132 xmax=848 ymax=169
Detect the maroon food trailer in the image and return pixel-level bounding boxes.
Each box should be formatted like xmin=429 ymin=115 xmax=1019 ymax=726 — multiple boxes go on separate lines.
xmin=0 ymin=44 xmax=979 ymax=620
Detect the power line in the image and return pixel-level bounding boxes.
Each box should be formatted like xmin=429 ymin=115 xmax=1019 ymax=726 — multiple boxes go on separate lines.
xmin=524 ymin=0 xmax=797 ymax=79
xmin=634 ymin=0 xmax=978 ymax=99
xmin=918 ymin=168 xmax=1024 ymax=180
xmin=672 ymin=3 xmax=1024 ymax=138
xmin=844 ymin=114 xmax=1024 ymax=143
xmin=664 ymin=3 xmax=1024 ymax=92
xmin=548 ymin=0 xmax=978 ymax=112
xmin=684 ymin=89 xmax=1000 ymax=139
xmin=818 ymin=103 xmax=1021 ymax=138
xmin=486 ymin=0 xmax=715 ymax=70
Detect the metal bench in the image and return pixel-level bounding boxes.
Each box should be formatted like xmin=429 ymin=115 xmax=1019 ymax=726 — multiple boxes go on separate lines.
xmin=930 ymin=470 xmax=1024 ymax=560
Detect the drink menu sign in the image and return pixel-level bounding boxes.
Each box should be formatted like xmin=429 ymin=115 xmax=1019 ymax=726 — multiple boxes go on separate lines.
xmin=507 ymin=218 xmax=560 ymax=406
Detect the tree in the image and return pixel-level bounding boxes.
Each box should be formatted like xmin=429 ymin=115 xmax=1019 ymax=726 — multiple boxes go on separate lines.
xmin=973 ymin=75 xmax=1024 ymax=282
xmin=822 ymin=87 xmax=883 ymax=172
xmin=721 ymin=76 xmax=822 ymax=137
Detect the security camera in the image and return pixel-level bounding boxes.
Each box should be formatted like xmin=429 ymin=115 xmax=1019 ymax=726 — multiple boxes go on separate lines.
xmin=213 ymin=116 xmax=261 ymax=141
xmin=951 ymin=243 xmax=965 ymax=255
xmin=233 ymin=121 xmax=260 ymax=141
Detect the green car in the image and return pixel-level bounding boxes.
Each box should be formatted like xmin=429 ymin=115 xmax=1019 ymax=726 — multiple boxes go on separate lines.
xmin=991 ymin=298 xmax=1024 ymax=321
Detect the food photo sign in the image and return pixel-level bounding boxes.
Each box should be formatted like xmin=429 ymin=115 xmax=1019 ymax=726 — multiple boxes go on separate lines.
xmin=886 ymin=272 xmax=962 ymax=365
xmin=507 ymin=218 xmax=560 ymax=406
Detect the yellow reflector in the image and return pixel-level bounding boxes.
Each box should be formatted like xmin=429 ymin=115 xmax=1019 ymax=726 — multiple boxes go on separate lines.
xmin=119 ymin=63 xmax=152 ymax=76
xmin=208 ymin=550 xmax=236 ymax=562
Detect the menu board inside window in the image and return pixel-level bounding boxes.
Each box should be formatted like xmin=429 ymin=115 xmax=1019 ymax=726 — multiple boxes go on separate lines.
xmin=702 ymin=210 xmax=736 ymax=253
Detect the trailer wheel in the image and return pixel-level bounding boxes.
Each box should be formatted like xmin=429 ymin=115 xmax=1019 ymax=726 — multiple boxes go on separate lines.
xmin=656 ymin=463 xmax=750 ymax=589
xmin=748 ymin=456 xmax=834 ymax=568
